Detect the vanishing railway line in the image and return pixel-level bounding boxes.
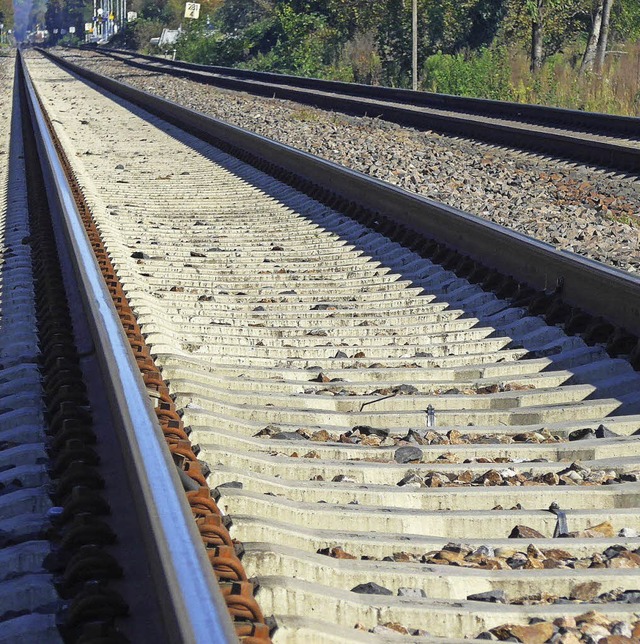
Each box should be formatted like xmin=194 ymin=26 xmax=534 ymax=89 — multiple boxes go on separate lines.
xmin=71 ymin=46 xmax=640 ymax=173
xmin=2 ymin=47 xmax=640 ymax=642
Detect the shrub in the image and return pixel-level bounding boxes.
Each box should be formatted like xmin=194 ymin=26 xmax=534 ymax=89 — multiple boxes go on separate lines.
xmin=423 ymin=47 xmax=514 ymax=100
xmin=340 ymin=30 xmax=382 ymax=84
xmin=109 ymin=19 xmax=166 ymax=52
xmin=58 ymin=33 xmax=82 ymax=47
xmin=175 ymin=25 xmax=246 ymax=65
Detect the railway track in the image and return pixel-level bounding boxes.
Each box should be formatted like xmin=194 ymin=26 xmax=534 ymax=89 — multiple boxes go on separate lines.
xmin=2 ymin=50 xmax=240 ymax=643
xmin=71 ymin=46 xmax=640 ymax=173
xmin=6 ymin=47 xmax=640 ymax=642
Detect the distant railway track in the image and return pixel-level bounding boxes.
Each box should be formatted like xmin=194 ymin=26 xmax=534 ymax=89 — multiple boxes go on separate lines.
xmin=77 ymin=46 xmax=640 ymax=173
xmin=7 ymin=46 xmax=640 ymax=642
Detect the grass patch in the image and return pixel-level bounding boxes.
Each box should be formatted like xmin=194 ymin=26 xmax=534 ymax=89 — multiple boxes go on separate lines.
xmin=290 ymin=108 xmax=321 ymax=122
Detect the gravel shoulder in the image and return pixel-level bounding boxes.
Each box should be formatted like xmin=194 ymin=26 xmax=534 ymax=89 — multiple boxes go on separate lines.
xmin=54 ymin=48 xmax=640 ymax=274
xmin=0 ymin=52 xmax=62 ymax=642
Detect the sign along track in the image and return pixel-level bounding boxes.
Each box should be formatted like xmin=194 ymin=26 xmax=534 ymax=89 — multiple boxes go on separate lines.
xmin=19 ymin=49 xmax=640 ymax=642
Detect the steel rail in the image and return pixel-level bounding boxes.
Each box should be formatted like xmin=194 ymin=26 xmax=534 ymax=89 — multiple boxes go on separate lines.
xmin=83 ymin=47 xmax=640 ymax=172
xmin=38 ymin=49 xmax=640 ymax=339
xmin=18 ymin=49 xmax=238 ymax=644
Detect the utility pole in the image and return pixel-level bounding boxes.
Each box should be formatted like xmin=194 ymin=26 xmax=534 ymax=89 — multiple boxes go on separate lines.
xmin=412 ymin=0 xmax=417 ymax=91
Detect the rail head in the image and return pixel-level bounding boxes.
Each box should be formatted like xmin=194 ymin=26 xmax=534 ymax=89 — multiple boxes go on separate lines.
xmin=18 ymin=50 xmax=238 ymax=644
xmin=41 ymin=49 xmax=640 ymax=339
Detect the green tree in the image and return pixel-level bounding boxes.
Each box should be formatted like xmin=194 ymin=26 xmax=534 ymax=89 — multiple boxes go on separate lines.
xmin=612 ymin=0 xmax=640 ymax=39
xmin=215 ymin=0 xmax=274 ymax=31
xmin=162 ymin=0 xmax=640 ymax=106
xmin=13 ymin=0 xmax=47 ymax=39
xmin=253 ymin=4 xmax=342 ymax=75
xmin=45 ymin=0 xmax=85 ymax=43
xmin=377 ymin=0 xmax=408 ymax=84
xmin=45 ymin=0 xmax=65 ymax=40
xmin=0 ymin=0 xmax=14 ymax=31
xmin=501 ymin=1 xmax=589 ymax=70
xmin=323 ymin=0 xmax=383 ymax=39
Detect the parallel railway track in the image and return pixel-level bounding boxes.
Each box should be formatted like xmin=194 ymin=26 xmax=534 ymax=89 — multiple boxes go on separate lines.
xmin=73 ymin=46 xmax=640 ymax=173
xmin=3 ymin=47 xmax=640 ymax=641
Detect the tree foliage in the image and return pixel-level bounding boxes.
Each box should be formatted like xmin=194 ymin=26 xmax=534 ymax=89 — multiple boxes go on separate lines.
xmin=0 ymin=0 xmax=14 ymax=30
xmin=6 ymin=0 xmax=639 ymax=113
xmin=501 ymin=0 xmax=592 ymax=66
xmin=12 ymin=0 xmax=48 ymax=39
xmin=424 ymin=46 xmax=513 ymax=98
xmin=45 ymin=0 xmax=86 ymax=44
xmin=611 ymin=0 xmax=640 ymax=39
